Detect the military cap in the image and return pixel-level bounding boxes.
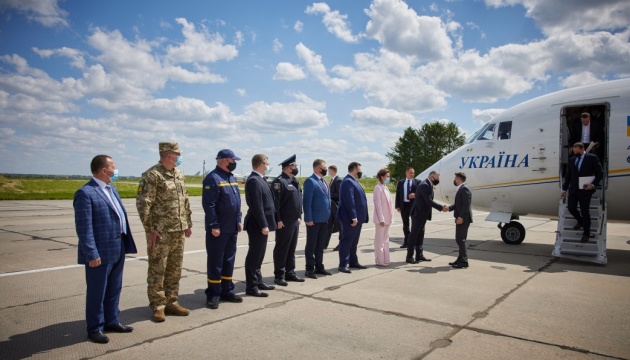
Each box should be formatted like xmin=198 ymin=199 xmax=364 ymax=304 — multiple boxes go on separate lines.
xmin=216 ymin=149 xmax=241 ymax=160
xmin=159 ymin=142 xmax=181 ymax=153
xmin=279 ymin=154 xmax=297 ymax=167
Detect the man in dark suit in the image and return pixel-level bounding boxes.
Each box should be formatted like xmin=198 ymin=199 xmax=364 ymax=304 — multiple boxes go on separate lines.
xmin=569 ymin=112 xmax=603 ymax=160
xmin=337 ymin=162 xmax=369 ymax=273
xmin=271 ymin=154 xmax=305 ymax=286
xmin=244 ymin=154 xmax=277 ymax=297
xmin=446 ymin=172 xmax=473 ymax=268
xmin=74 ymin=155 xmax=137 ymax=344
xmin=327 ymin=165 xmax=342 ymax=250
xmin=407 ymin=170 xmax=444 ymax=263
xmin=562 ymin=142 xmax=603 ymax=242
xmin=395 ymin=167 xmax=419 ymax=248
xmin=302 ymin=159 xmax=332 ymax=279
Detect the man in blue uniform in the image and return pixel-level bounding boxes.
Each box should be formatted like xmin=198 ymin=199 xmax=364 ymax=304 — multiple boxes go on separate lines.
xmin=203 ymin=149 xmax=243 ymax=310
xmin=271 ymin=155 xmax=305 ymax=286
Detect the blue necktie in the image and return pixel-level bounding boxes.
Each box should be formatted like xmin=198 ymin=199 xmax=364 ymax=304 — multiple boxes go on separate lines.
xmin=106 ymin=185 xmax=127 ymax=234
xmin=406 ymin=180 xmax=411 ymax=200
xmin=576 ymin=155 xmax=583 ymax=171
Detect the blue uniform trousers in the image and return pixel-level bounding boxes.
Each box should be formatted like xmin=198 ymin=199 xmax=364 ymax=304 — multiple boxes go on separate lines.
xmin=338 ymin=222 xmax=362 ymax=268
xmin=205 ymin=231 xmax=237 ymax=299
xmin=84 ymin=242 xmax=125 ymax=334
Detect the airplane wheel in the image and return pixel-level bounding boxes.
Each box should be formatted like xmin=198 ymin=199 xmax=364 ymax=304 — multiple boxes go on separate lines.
xmin=501 ymin=221 xmax=526 ymax=245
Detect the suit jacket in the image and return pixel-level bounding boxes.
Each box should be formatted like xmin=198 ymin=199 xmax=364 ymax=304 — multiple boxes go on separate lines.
xmin=244 ymin=172 xmax=277 ymax=231
xmin=395 ymin=178 xmax=419 ymax=209
xmin=373 ymin=183 xmax=394 ymax=225
xmin=449 ymin=185 xmax=473 ymax=223
xmin=74 ymin=178 xmax=137 ymax=265
xmin=562 ymin=152 xmax=603 ymax=193
xmin=330 ymin=175 xmax=342 ymax=204
xmin=338 ymin=175 xmax=369 ymax=224
xmin=411 ymin=178 xmax=442 ymax=220
xmin=570 ymin=121 xmax=603 ymax=146
xmin=303 ymin=174 xmax=331 ymax=223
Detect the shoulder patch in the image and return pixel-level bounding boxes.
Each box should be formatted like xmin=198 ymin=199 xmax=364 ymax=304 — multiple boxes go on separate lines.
xmin=274 ymin=183 xmax=281 ymax=190
xmin=137 ymin=179 xmax=145 ymax=194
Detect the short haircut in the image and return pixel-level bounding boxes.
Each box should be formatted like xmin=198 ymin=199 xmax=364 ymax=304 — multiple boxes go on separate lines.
xmin=406 ymin=167 xmax=414 ymax=172
xmin=313 ymin=159 xmax=325 ymax=169
xmin=90 ymin=155 xmax=111 ymax=174
xmin=376 ymin=168 xmax=389 ymax=180
xmin=581 ymin=112 xmax=590 ymax=119
xmin=252 ymin=154 xmax=268 ymax=168
xmin=348 ymin=161 xmax=361 ymax=172
xmin=429 ymin=170 xmax=439 ymax=177
xmin=455 ymin=172 xmax=467 ymax=182
xmin=573 ymin=142 xmax=585 ymax=149
xmin=328 ymin=165 xmax=337 ymax=172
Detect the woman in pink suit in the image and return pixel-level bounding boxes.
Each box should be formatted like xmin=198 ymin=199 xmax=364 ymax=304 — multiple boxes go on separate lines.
xmin=373 ymin=168 xmax=394 ymax=266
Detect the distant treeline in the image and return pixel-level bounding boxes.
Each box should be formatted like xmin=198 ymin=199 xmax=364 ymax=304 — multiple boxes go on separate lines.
xmin=1 ymin=173 xmax=139 ymax=180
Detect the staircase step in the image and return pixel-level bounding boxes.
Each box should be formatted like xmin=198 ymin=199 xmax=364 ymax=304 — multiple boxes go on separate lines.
xmin=559 ymin=249 xmax=598 ymax=257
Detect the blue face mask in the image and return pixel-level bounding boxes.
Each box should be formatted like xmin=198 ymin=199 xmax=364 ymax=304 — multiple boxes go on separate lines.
xmin=174 ymin=155 xmax=183 ymax=167
xmin=265 ymin=165 xmax=272 ymax=175
xmin=108 ymin=168 xmax=119 ymax=182
xmin=384 ymin=177 xmax=390 ymax=184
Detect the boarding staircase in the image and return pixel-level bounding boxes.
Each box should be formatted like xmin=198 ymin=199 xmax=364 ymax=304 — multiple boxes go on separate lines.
xmin=553 ymin=190 xmax=607 ymax=264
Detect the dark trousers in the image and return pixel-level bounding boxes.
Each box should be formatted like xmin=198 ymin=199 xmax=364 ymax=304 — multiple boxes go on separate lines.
xmin=245 ymin=229 xmax=268 ymax=291
xmin=85 ymin=245 xmax=125 ymax=334
xmin=339 ymin=222 xmax=362 ymax=267
xmin=273 ymin=220 xmax=299 ymax=279
xmin=407 ymin=216 xmax=427 ymax=259
xmin=305 ymin=222 xmax=328 ymax=271
xmin=568 ymin=190 xmax=594 ymax=234
xmin=205 ymin=231 xmax=237 ymax=299
xmin=400 ymin=201 xmax=413 ymax=245
xmin=455 ymin=222 xmax=470 ymax=261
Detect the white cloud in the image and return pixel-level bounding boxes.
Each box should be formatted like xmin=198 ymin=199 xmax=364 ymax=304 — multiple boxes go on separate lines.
xmin=235 ymin=31 xmax=244 ymax=46
xmin=272 ymin=38 xmax=283 ymax=53
xmin=236 ymin=88 xmax=246 ymax=96
xmin=472 ymin=108 xmax=505 ymax=125
xmin=273 ymin=62 xmax=306 ymax=81
xmin=351 ymin=106 xmax=419 ymax=128
xmin=365 ymin=0 xmax=454 ymax=61
xmin=306 ymin=2 xmax=361 ymax=43
xmin=0 ymin=0 xmax=68 ymax=27
xmin=294 ymin=21 xmax=304 ymax=32
xmin=559 ymin=72 xmax=604 ymax=89
xmin=166 ymin=18 xmax=238 ymax=63
xmin=240 ymin=92 xmax=329 ymax=133
xmin=33 ymin=47 xmax=86 ymax=68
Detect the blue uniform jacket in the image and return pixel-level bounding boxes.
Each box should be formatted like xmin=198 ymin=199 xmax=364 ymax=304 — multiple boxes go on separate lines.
xmin=337 ymin=174 xmax=369 ymax=224
xmin=302 ymin=174 xmax=331 ymax=223
xmin=203 ymin=166 xmax=242 ymax=233
xmin=74 ymin=178 xmax=137 ymax=264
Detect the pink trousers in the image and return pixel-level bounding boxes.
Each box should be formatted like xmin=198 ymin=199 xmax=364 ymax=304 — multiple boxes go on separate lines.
xmin=374 ymin=224 xmax=390 ymax=265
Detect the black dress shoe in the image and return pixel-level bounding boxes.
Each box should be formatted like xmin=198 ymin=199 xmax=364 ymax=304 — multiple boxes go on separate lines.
xmin=104 ymin=323 xmax=133 ymax=333
xmin=246 ymin=289 xmax=269 ymax=297
xmin=286 ymin=274 xmax=305 ymax=282
xmin=349 ymin=264 xmax=367 ymax=269
xmin=405 ymin=258 xmax=418 ymax=264
xmin=305 ymin=270 xmax=318 ymax=279
xmin=580 ymin=233 xmax=594 ymax=242
xmin=207 ymin=297 xmax=220 ymax=309
xmin=451 ymin=262 xmax=469 ymax=269
xmin=416 ymin=256 xmax=432 ymax=262
xmin=448 ymin=259 xmax=462 ymax=266
xmin=315 ymin=268 xmax=333 ymax=276
xmin=274 ymin=278 xmax=288 ymax=286
xmin=400 ymin=244 xmax=408 ymax=248
xmin=220 ymin=294 xmax=243 ymax=303
xmin=88 ymin=331 xmax=109 ymax=344
xmin=572 ymin=223 xmax=582 ymax=230
xmin=338 ymin=267 xmax=352 ymax=273
xmin=258 ymin=283 xmax=275 ymax=291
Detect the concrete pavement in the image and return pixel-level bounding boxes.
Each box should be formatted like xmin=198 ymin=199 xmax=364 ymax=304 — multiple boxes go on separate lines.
xmin=0 ymin=196 xmax=629 ymax=359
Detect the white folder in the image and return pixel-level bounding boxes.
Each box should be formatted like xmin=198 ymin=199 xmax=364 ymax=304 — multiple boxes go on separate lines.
xmin=579 ymin=176 xmax=595 ymax=189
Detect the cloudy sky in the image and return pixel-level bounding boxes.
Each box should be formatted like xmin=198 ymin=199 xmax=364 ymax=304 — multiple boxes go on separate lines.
xmin=0 ymin=0 xmax=629 ymax=177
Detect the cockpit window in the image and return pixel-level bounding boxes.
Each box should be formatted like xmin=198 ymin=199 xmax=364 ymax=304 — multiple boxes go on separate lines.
xmin=476 ymin=123 xmax=495 ymax=141
xmin=498 ymin=121 xmax=512 ymax=140
xmin=467 ymin=123 xmax=488 ymax=143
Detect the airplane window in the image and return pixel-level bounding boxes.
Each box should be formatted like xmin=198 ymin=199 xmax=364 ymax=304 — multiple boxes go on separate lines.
xmin=467 ymin=123 xmax=489 ymax=143
xmin=498 ymin=121 xmax=512 ymax=140
xmin=476 ymin=123 xmax=495 ymax=140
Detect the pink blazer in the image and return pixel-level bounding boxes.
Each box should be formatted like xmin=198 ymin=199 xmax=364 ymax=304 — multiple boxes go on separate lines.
xmin=373 ymin=183 xmax=394 ymax=225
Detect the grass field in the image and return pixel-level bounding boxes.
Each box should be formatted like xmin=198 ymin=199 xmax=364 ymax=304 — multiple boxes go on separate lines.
xmin=0 ymin=175 xmax=394 ymax=200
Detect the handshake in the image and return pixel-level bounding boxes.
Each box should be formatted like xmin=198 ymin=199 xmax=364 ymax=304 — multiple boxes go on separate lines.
xmin=441 ymin=205 xmax=449 ymax=212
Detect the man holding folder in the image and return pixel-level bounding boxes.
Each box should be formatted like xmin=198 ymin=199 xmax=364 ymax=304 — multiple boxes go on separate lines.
xmin=561 ymin=142 xmax=603 ymax=242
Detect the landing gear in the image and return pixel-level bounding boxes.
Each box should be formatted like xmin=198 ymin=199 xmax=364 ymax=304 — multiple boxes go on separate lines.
xmin=499 ymin=221 xmax=526 ymax=245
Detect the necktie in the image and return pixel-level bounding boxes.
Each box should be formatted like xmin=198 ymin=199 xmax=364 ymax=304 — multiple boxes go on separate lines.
xmin=406 ymin=179 xmax=411 ymax=200
xmin=106 ymin=185 xmax=127 ymax=234
xmin=320 ymin=177 xmax=328 ymax=194
xmin=576 ymin=155 xmax=583 ymax=171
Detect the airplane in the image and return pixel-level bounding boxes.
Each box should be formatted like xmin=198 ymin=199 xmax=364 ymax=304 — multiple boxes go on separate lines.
xmin=418 ymin=78 xmax=630 ymax=256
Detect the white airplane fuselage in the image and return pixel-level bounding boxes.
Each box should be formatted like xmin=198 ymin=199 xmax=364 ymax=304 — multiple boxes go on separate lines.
xmin=419 ymin=79 xmax=630 ymax=234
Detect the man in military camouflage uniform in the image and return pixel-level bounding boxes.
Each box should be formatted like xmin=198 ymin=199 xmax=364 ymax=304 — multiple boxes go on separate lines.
xmin=271 ymin=154 xmax=305 ymax=286
xmin=136 ymin=142 xmax=192 ymax=322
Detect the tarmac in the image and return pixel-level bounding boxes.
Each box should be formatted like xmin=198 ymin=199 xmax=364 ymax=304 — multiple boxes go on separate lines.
xmin=0 ymin=195 xmax=629 ymax=360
